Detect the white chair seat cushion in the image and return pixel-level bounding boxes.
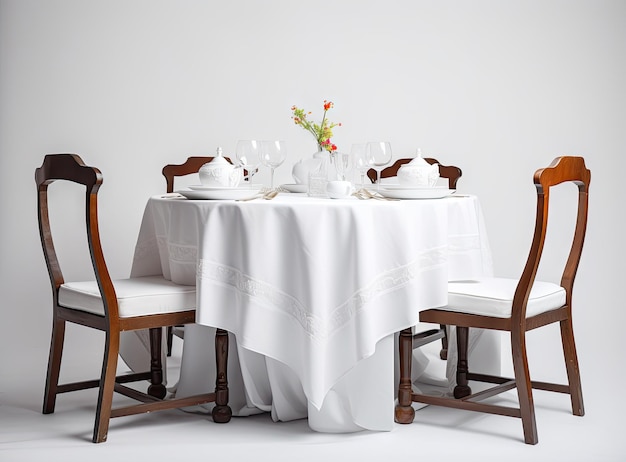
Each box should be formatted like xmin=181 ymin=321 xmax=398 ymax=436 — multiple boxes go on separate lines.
xmin=445 ymin=278 xmax=566 ymax=318
xmin=58 ymin=276 xmax=196 ymax=318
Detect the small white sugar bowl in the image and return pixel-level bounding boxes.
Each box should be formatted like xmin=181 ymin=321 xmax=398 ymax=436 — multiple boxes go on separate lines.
xmin=199 ymin=147 xmax=243 ymax=187
xmin=397 ymin=156 xmax=440 ymax=187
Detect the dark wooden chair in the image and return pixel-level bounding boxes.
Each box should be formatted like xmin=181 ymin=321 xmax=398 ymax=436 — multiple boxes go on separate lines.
xmin=37 ymin=154 xmax=231 ymax=443
xmin=367 ymin=157 xmax=462 ymax=189
xmin=368 ymin=157 xmax=462 ymax=360
xmin=396 ymin=156 xmax=589 ymax=444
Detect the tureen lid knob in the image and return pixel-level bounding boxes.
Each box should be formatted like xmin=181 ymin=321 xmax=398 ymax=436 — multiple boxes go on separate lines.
xmin=216 ymin=146 xmax=223 ymax=157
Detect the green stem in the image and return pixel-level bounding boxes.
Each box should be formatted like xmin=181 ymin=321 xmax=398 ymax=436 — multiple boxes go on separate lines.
xmin=318 ymin=109 xmax=328 ymax=148
xmin=294 ymin=107 xmax=332 ymax=152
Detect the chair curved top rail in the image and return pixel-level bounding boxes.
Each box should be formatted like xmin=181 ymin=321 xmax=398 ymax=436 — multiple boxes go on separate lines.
xmin=163 ymin=156 xmax=236 ymax=193
xmin=367 ymin=157 xmax=462 ymax=189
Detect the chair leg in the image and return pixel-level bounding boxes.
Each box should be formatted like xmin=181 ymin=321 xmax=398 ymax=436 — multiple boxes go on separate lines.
xmin=147 ymin=327 xmax=167 ymax=399
xmin=453 ymin=326 xmax=471 ymax=399
xmin=511 ymin=329 xmax=538 ymax=445
xmin=439 ymin=324 xmax=448 ymax=360
xmin=93 ymin=330 xmax=120 ymax=443
xmin=43 ymin=317 xmax=66 ymax=414
xmin=560 ymin=318 xmax=584 ymax=416
xmin=166 ymin=326 xmax=173 ymax=357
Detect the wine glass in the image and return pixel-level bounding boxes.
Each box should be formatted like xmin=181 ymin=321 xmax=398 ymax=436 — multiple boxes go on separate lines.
xmin=351 ymin=143 xmax=369 ymax=188
xmin=333 ymin=151 xmax=351 ymax=181
xmin=366 ymin=141 xmax=392 ymax=191
xmin=258 ymin=140 xmax=287 ymax=189
xmin=235 ymin=140 xmax=260 ymax=182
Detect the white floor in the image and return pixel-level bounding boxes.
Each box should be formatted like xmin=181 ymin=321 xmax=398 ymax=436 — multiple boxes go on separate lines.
xmin=1 ymin=335 xmax=622 ymax=462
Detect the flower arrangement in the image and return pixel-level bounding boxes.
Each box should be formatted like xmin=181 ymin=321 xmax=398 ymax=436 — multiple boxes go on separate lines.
xmin=291 ymin=100 xmax=341 ymax=153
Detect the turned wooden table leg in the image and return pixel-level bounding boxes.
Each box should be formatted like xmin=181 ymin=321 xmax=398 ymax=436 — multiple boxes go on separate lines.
xmin=395 ymin=328 xmax=415 ymax=423
xmin=212 ymin=328 xmax=232 ymax=423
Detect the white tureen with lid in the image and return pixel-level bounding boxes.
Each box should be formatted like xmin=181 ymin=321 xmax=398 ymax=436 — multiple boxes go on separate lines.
xmin=397 ymin=150 xmax=440 ymax=187
xmin=199 ymin=147 xmax=243 ymax=188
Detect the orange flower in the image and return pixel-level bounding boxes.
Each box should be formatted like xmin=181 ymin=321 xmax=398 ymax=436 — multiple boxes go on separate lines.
xmin=290 ymin=100 xmax=341 ymax=153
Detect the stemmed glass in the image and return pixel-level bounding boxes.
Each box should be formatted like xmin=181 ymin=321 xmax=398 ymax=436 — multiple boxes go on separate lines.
xmin=235 ymin=140 xmax=260 ymax=182
xmin=333 ymin=151 xmax=351 ymax=181
xmin=366 ymin=141 xmax=392 ymax=191
xmin=351 ymin=143 xmax=369 ymax=188
xmin=258 ymin=140 xmax=286 ymax=189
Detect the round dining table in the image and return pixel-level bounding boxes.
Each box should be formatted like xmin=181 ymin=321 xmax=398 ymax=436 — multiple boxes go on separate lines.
xmin=122 ymin=190 xmax=497 ymax=432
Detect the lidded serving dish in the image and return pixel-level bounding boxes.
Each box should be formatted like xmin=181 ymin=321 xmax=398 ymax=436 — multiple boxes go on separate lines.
xmin=199 ymin=147 xmax=243 ymax=187
xmin=397 ymin=155 xmax=440 ymax=187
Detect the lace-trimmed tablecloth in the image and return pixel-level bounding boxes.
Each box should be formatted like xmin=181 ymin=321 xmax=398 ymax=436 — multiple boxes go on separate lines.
xmin=126 ymin=194 xmax=494 ymax=431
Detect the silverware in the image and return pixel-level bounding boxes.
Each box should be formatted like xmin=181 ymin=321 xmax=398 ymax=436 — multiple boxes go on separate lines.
xmin=352 ymin=188 xmax=399 ymax=201
xmin=237 ymin=189 xmax=280 ymax=202
xmin=263 ymin=190 xmax=279 ymax=200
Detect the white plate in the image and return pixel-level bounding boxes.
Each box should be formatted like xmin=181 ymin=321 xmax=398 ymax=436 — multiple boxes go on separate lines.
xmin=280 ymin=183 xmax=308 ymax=193
xmin=188 ymin=184 xmax=262 ymax=191
xmin=380 ymin=185 xmax=444 ymax=190
xmin=378 ymin=187 xmax=455 ymax=199
xmin=177 ymin=186 xmax=263 ymax=200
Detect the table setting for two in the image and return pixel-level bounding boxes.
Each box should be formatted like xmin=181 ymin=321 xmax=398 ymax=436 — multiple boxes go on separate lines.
xmin=170 ymin=142 xmax=457 ymax=202
xmin=168 ymin=101 xmax=457 ymax=203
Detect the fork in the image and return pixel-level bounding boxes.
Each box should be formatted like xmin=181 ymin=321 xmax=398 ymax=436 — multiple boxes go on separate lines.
xmin=237 ymin=189 xmax=280 ymax=202
xmin=352 ymin=188 xmax=399 ymax=201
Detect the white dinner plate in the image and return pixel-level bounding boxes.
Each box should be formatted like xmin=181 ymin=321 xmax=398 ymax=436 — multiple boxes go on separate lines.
xmin=280 ymin=183 xmax=308 ymax=193
xmin=378 ymin=187 xmax=455 ymax=199
xmin=188 ymin=184 xmax=263 ymax=191
xmin=177 ymin=186 xmax=263 ymax=200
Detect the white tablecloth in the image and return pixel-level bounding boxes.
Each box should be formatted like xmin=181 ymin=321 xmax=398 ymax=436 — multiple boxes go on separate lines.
xmin=125 ymin=193 xmax=495 ymax=432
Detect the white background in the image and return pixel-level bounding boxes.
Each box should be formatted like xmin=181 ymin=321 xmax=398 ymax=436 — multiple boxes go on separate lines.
xmin=1 ymin=0 xmax=624 ymax=441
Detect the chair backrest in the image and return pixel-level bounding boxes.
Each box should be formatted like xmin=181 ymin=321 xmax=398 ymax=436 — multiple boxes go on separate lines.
xmin=35 ymin=153 xmax=119 ymax=319
xmin=162 ymin=156 xmax=234 ymax=193
xmin=512 ymin=156 xmax=590 ymax=323
xmin=367 ymin=157 xmax=462 ymax=189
